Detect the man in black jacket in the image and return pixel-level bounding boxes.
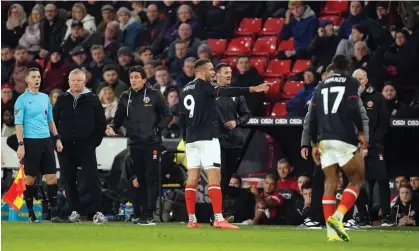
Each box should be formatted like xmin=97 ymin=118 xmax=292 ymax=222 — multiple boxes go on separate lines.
xmin=53 ymin=69 xmax=107 ymax=224
xmin=39 ymin=3 xmax=67 ymax=59
xmin=106 ymin=66 xmax=173 ymax=225
xmin=353 ymin=69 xmax=391 ymax=225
xmin=215 ymin=63 xmax=251 ymax=191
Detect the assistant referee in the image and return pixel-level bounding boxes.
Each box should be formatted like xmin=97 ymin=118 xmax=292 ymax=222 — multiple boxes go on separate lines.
xmin=14 ymin=68 xmax=63 ymax=223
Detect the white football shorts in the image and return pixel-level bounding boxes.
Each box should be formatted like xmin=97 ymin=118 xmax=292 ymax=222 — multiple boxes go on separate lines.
xmin=185 ymin=138 xmax=221 ymax=169
xmin=319 ymin=140 xmax=358 ymax=168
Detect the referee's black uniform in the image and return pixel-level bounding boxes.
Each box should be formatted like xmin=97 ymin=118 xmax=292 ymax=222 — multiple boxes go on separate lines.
xmin=109 ymin=79 xmax=173 ymax=223
xmin=53 ymin=89 xmax=106 ymax=217
xmin=216 ymin=93 xmax=250 ymax=190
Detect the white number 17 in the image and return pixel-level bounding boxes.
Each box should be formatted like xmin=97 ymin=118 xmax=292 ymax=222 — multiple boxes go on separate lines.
xmin=321 ymin=86 xmax=345 ymax=114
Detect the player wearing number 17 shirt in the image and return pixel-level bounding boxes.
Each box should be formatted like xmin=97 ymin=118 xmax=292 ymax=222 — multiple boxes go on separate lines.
xmin=179 ymin=59 xmax=270 ymax=229
xmin=308 ymin=55 xmax=368 ymax=242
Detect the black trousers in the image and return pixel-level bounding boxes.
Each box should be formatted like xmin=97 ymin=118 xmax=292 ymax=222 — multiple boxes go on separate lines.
xmin=129 ymin=144 xmax=160 ymax=218
xmin=310 ymin=165 xmax=325 ymax=225
xmin=220 ymin=147 xmax=242 ymax=191
xmin=58 ymin=142 xmax=102 ymax=214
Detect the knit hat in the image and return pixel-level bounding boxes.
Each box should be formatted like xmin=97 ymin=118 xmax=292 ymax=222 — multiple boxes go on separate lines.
xmin=71 ymin=20 xmax=83 ymax=28
xmin=117 ymin=46 xmax=133 ymax=57
xmin=320 ymin=19 xmax=333 ymax=28
xmin=117 ymin=7 xmax=131 ymax=16
xmin=197 ymin=43 xmax=211 ymax=55
xmin=50 ymin=47 xmax=63 ymax=55
xmin=2 ymin=83 xmax=14 ymax=91
xmin=101 ymin=5 xmax=115 ymax=13
xmin=70 ymin=46 xmax=86 ymax=56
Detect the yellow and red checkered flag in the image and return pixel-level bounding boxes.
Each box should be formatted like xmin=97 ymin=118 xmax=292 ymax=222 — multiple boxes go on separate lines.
xmin=2 ymin=165 xmax=26 ymax=211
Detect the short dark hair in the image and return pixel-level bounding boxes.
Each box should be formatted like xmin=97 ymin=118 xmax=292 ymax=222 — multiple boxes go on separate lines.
xmin=301 ymin=181 xmax=313 ymax=191
xmin=193 ymin=58 xmax=211 ymax=71
xmin=155 ymin=65 xmax=168 ymax=72
xmin=129 ymin=66 xmax=147 ymax=79
xmin=26 ymin=67 xmax=40 ymax=76
xmin=90 ymin=44 xmax=104 ymax=52
xmin=137 ymin=46 xmax=152 ymax=55
xmin=236 ymin=54 xmax=250 ymax=61
xmin=215 ymin=63 xmax=230 ymax=73
xmin=1 ymin=45 xmax=12 ymax=50
xmin=399 ymin=184 xmax=413 ymax=192
xmin=265 ymin=173 xmax=277 ymax=182
xmin=351 ymin=24 xmax=367 ymax=36
xmin=164 ymin=86 xmax=180 ymax=100
xmin=331 ymin=55 xmax=351 ymax=73
xmin=103 ymin=64 xmax=119 ymax=74
xmin=14 ymin=45 xmax=27 ymax=52
xmin=231 ymin=174 xmax=242 ymax=185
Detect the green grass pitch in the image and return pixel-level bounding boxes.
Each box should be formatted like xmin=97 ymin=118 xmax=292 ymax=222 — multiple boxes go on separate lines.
xmin=2 ymin=222 xmax=418 ymax=251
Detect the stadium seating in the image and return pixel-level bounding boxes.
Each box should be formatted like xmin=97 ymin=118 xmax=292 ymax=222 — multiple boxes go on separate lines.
xmin=251 ymin=36 xmax=278 ymax=57
xmin=207 ymin=39 xmax=228 ymax=56
xmin=271 ymin=102 xmax=288 ymax=117
xmin=264 ymin=77 xmax=283 ymax=101
xmin=250 ymin=57 xmax=267 ymax=75
xmin=292 ymin=60 xmax=312 ymax=74
xmin=261 ymin=18 xmax=285 ymax=36
xmin=219 ymin=57 xmax=237 ymax=68
xmin=277 ymin=38 xmax=294 ymax=52
xmin=281 ymin=81 xmax=304 ymax=99
xmin=264 ymin=59 xmax=292 ymax=77
xmin=321 ymin=0 xmax=348 ymax=15
xmin=319 ymin=15 xmax=343 ymax=26
xmin=236 ymin=18 xmax=263 ymax=36
xmin=225 ymin=36 xmax=253 ymax=56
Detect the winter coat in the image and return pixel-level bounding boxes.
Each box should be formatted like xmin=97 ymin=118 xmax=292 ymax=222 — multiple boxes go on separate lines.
xmin=119 ymin=17 xmax=141 ymax=51
xmin=307 ymin=34 xmax=340 ymax=69
xmin=64 ymin=14 xmax=97 ymax=39
xmin=164 ymin=18 xmax=202 ymax=43
xmin=286 ymin=82 xmax=318 ymax=117
xmin=18 ymin=23 xmax=41 ymax=52
xmin=42 ymin=59 xmax=70 ymax=94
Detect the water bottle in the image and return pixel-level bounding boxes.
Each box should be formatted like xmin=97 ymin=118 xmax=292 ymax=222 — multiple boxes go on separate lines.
xmin=117 ymin=203 xmax=125 ymax=221
xmin=125 ymin=202 xmax=133 ymax=221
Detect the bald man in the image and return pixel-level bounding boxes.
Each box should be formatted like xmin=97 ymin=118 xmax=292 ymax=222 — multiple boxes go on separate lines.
xmin=352 ymin=69 xmax=392 ymax=226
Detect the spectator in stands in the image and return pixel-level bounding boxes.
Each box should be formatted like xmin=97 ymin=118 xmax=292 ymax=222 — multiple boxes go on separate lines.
xmin=391 ymin=184 xmax=418 ymax=226
xmin=229 ymin=174 xmax=242 ymax=188
xmin=175 ymin=57 xmax=196 ymax=88
xmin=1 ymin=84 xmax=15 ymax=113
xmin=61 ymin=21 xmax=87 ymax=58
xmin=276 ymin=158 xmax=299 ymax=192
xmin=203 ymin=1 xmax=233 ymax=39
xmin=1 ymin=46 xmax=15 ymax=85
xmin=2 ymin=3 xmax=27 ymax=48
xmin=391 ymin=176 xmax=410 ymax=207
xmin=81 ymin=21 xmax=121 ymax=61
xmin=159 ymin=1 xmax=180 ymax=25
xmin=338 ymin=1 xmax=380 ymax=40
xmin=154 ymin=66 xmax=176 ymax=94
xmin=117 ymin=7 xmax=141 ymax=51
xmin=286 ymin=67 xmax=319 ymax=117
xmin=1 ymin=108 xmax=15 ymax=137
xmin=278 ymin=1 xmax=319 ymax=60
xmin=142 ymin=4 xmax=166 ymax=57
xmin=231 ymin=54 xmax=265 ymax=116
xmin=64 ymin=3 xmax=97 ymax=40
xmin=143 ymin=60 xmax=158 ymax=86
xmin=244 ymin=174 xmax=285 ymax=225
xmin=168 ymin=41 xmax=190 ymax=79
xmin=382 ymin=82 xmax=406 ymax=117
xmin=297 ymin=174 xmax=311 ymax=194
xmin=97 ymin=5 xmax=116 ymax=33
xmin=137 ymin=46 xmax=154 ymax=66
xmin=164 ymin=86 xmax=180 ymax=107
xmin=164 ymin=4 xmax=202 ymax=44
xmin=168 ymin=23 xmax=202 ymax=62
xmin=351 ymin=41 xmax=370 ymax=71
xmin=197 ymin=43 xmax=218 ymax=66
xmin=162 ymin=86 xmax=181 ymax=139
xmin=89 ymin=45 xmax=113 ymax=84
xmin=99 ymin=87 xmax=118 ymax=124
xmin=375 ymin=3 xmax=391 ymax=32
xmin=69 ymin=46 xmax=90 ymax=71
xmin=131 ymin=1 xmax=147 ymax=23
xmin=117 ymin=47 xmax=135 ymax=85
xmin=97 ymin=64 xmax=129 ymax=99
xmin=382 ymin=29 xmax=418 ymax=87
xmin=9 ymin=46 xmax=43 ymax=94
xmin=336 ymin=24 xmax=368 ymax=57
xmin=286 ymin=181 xmax=312 ymax=225
xmin=42 ymin=48 xmax=70 ymax=94
xmin=39 ymin=3 xmax=67 ymax=59
xmin=307 ymin=19 xmax=340 ymax=74
xmin=49 ymin=89 xmax=63 ymax=107
xmin=411 ymin=177 xmax=419 ymax=195
xmin=18 ymin=4 xmax=44 ymax=56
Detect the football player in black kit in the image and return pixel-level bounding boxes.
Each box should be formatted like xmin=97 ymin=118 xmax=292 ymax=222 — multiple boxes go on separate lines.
xmin=179 ymin=59 xmax=270 ymax=229
xmin=308 ymin=55 xmax=368 ymax=242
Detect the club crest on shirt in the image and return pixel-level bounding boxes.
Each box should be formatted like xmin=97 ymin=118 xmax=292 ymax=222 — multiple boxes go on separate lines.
xmin=14 ymin=108 xmax=20 ymax=116
xmin=367 ymin=101 xmax=374 ymax=109
xmin=143 ymin=97 xmax=150 ymax=103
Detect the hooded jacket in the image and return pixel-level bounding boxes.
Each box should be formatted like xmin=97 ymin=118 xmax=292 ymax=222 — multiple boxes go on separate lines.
xmin=119 ymin=17 xmax=141 ymax=51
xmin=109 ymin=86 xmax=173 ymax=146
xmin=53 ymin=88 xmax=106 ymax=147
xmin=391 ymin=195 xmax=419 ymax=226
xmin=64 ymin=14 xmax=97 ymax=40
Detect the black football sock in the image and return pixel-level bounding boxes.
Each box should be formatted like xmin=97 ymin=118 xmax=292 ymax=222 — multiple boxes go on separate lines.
xmin=24 ymin=185 xmax=35 ymax=213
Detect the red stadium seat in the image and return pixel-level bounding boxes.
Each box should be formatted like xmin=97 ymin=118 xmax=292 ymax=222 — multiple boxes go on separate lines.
xmin=264 ymin=59 xmax=292 ymax=77
xmin=225 ymin=36 xmax=253 ymax=56
xmin=236 ymin=18 xmax=263 ymax=36
xmin=264 ymin=78 xmax=283 ymax=101
xmin=250 ymin=57 xmax=267 ymax=75
xmin=220 ymin=57 xmax=237 ymax=68
xmin=251 ymin=36 xmax=278 ymax=57
xmin=281 ymin=81 xmax=304 ymax=99
xmin=321 ymin=0 xmax=348 ymax=15
xmin=292 ymin=60 xmax=312 ymax=74
xmin=261 ymin=18 xmax=285 ymax=36
xmin=271 ymin=102 xmax=288 ymax=117
xmin=207 ymin=39 xmax=228 ymax=56
xmin=277 ymin=38 xmax=294 ymax=52
xmin=319 ymin=15 xmax=343 ymax=26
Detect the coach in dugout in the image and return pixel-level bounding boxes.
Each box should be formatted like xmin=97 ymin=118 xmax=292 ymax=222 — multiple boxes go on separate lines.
xmin=353 ymin=69 xmax=392 ymax=225
xmin=53 ymin=68 xmax=107 ymax=224
xmin=215 ymin=63 xmax=251 ymax=191
xmin=106 ymin=66 xmax=173 ymax=225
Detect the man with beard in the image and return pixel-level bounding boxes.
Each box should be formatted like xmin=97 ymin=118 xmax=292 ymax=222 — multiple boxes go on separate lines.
xmin=96 ymin=64 xmax=129 ymax=98
xmin=117 ymin=47 xmax=135 ymax=85
xmin=1 ymin=108 xmax=15 ymax=137
xmin=61 ymin=21 xmax=87 ymax=58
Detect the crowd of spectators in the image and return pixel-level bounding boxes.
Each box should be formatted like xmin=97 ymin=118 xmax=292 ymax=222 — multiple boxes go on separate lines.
xmin=1 ymin=1 xmax=419 ymax=226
